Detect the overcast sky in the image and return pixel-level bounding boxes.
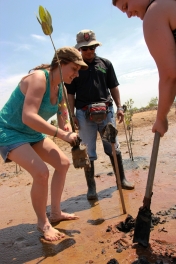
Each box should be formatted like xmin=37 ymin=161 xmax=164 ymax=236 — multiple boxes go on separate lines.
xmin=0 ymin=0 xmax=159 ymax=112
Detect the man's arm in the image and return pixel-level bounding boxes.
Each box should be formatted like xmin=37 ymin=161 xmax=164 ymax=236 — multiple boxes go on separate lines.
xmin=143 ymin=1 xmax=176 ymax=136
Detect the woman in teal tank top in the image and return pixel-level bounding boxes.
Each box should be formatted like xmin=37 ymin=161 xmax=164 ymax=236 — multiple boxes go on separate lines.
xmin=112 ymin=0 xmax=176 ymax=137
xmin=0 ymin=46 xmax=88 ymax=241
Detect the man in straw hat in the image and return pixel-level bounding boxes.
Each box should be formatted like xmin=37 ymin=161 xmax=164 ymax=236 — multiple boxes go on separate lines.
xmin=66 ymin=30 xmax=134 ymax=200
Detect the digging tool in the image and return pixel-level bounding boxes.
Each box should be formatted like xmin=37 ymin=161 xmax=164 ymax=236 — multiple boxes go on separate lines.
xmin=133 ymin=131 xmax=160 ymax=247
xmin=102 ymin=123 xmax=126 ymax=214
xmin=36 ymin=6 xmax=90 ymax=169
xmin=71 ymin=143 xmax=90 ymax=169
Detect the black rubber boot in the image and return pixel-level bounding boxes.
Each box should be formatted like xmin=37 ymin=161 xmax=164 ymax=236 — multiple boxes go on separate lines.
xmin=84 ymin=161 xmax=97 ymax=200
xmin=109 ymin=153 xmax=134 ymax=190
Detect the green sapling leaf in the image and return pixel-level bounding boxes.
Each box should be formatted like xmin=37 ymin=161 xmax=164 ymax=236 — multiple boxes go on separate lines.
xmin=37 ymin=5 xmax=53 ymax=35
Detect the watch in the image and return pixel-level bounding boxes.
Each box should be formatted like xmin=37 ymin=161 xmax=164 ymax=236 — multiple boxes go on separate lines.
xmin=117 ymin=107 xmax=124 ymax=111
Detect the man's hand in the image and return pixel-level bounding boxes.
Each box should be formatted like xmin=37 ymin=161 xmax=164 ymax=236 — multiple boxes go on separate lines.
xmin=116 ymin=109 xmax=124 ymax=123
xmin=152 ymin=118 xmax=168 ymax=137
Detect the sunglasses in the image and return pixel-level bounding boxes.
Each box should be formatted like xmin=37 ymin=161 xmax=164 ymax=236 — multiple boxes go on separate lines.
xmin=80 ymin=45 xmax=97 ymax=51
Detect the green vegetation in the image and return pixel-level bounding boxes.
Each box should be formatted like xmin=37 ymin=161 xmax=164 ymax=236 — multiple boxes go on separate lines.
xmin=122 ymin=96 xmax=159 ymax=161
xmin=146 ymin=97 xmax=158 ymax=108
xmin=124 ymin=96 xmax=159 ymax=114
xmin=123 ymin=98 xmax=134 ymax=131
xmin=122 ymin=99 xmax=134 ymax=160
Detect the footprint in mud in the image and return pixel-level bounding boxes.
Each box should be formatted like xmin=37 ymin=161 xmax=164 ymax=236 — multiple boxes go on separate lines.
xmin=7 ymin=219 xmax=13 ymax=225
xmin=13 ymin=237 xmax=28 ymax=249
xmin=87 ymin=218 xmax=105 ymax=225
xmin=107 ymin=258 xmax=119 ymax=264
xmin=132 ymin=256 xmax=165 ymax=264
xmin=0 ymin=173 xmax=6 ymax=178
xmin=131 ymin=256 xmax=152 ymax=264
xmin=107 ymin=172 xmax=114 ymax=176
xmin=95 ymin=172 xmax=114 ymax=177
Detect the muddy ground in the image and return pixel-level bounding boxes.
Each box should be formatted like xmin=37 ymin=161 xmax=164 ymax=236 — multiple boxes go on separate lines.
xmin=0 ymin=108 xmax=176 ymax=264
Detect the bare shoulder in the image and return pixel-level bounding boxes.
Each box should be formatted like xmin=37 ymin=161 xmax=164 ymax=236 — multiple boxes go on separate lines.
xmin=20 ymin=70 xmax=48 ymax=95
xmin=143 ymin=0 xmax=176 ymax=30
xmin=28 ymin=70 xmax=47 ymax=82
xmin=142 ymin=0 xmax=176 ymax=78
xmin=22 ymin=70 xmax=47 ymax=87
xmin=143 ymin=0 xmax=175 ymax=40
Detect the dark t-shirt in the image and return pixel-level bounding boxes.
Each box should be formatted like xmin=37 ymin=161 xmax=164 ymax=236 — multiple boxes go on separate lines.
xmin=65 ymin=55 xmax=119 ymax=109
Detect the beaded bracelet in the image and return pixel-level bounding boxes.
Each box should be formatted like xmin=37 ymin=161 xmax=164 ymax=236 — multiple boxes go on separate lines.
xmin=54 ymin=126 xmax=58 ymax=137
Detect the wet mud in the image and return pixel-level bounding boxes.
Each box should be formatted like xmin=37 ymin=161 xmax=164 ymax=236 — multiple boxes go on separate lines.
xmin=0 ymin=108 xmax=176 ymax=264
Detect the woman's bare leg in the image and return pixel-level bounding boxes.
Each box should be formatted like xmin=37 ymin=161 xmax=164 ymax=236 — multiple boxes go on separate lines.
xmin=33 ymin=137 xmax=79 ymax=222
xmin=8 ymin=143 xmax=64 ymax=241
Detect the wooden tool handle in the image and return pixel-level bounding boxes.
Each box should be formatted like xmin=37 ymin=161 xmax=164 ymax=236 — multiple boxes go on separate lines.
xmin=111 ymin=143 xmax=126 ymax=214
xmin=145 ymin=131 xmax=160 ymax=199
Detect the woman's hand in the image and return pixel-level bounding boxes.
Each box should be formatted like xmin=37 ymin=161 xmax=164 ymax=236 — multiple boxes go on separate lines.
xmin=63 ymin=132 xmax=79 ymax=146
xmin=152 ymin=118 xmax=168 ymax=137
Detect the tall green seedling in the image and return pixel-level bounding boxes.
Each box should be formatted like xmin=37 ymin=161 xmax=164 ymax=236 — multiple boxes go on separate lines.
xmin=123 ymin=99 xmax=134 ymax=160
xmin=36 ymin=6 xmax=75 ymax=131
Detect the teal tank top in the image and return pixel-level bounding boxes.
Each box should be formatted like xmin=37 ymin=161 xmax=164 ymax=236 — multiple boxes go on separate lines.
xmin=0 ymin=69 xmax=63 ymax=146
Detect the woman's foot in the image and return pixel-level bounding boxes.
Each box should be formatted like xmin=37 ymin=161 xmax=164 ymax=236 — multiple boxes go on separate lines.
xmin=49 ymin=211 xmax=79 ymax=223
xmin=37 ymin=224 xmax=65 ymax=241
